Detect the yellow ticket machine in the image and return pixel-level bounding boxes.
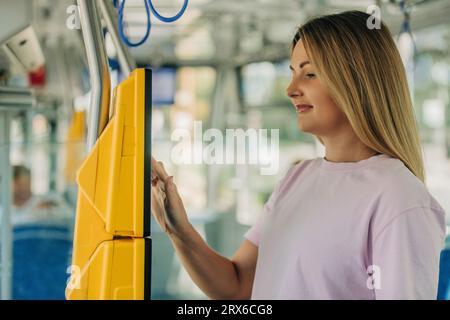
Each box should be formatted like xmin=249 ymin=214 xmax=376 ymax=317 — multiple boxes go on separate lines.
xmin=66 ymin=69 xmax=152 ymax=300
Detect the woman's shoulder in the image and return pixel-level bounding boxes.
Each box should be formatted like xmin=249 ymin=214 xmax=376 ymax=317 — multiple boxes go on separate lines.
xmin=378 ymin=161 xmax=443 ymax=211
xmin=370 ymin=160 xmax=446 ymax=236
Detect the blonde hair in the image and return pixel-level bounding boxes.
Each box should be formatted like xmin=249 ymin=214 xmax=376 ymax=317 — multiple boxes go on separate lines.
xmin=292 ymin=11 xmax=425 ymax=183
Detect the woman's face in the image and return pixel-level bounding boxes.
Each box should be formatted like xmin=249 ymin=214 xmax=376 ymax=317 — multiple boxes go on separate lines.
xmin=286 ymin=39 xmax=349 ymax=137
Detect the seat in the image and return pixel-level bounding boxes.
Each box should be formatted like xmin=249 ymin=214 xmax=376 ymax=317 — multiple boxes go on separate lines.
xmin=437 ymin=244 xmax=450 ymax=300
xmin=13 ymin=223 xmax=72 ymax=300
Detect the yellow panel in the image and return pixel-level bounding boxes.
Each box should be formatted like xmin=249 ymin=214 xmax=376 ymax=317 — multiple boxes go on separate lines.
xmin=68 ymin=239 xmax=147 ymax=300
xmin=95 ymin=122 xmax=115 ymax=221
xmin=122 ymin=126 xmax=135 ymax=156
xmin=110 ymin=239 xmax=146 ymax=300
xmin=106 ymin=69 xmax=147 ymax=237
xmin=65 ymin=192 xmax=113 ymax=300
xmin=67 ymin=69 xmax=151 ymax=300
xmin=64 ymin=111 xmax=86 ymax=183
xmin=87 ymin=241 xmax=114 ymax=300
xmin=77 ymin=142 xmax=98 ymax=202
xmin=116 ymin=156 xmax=134 ymax=235
xmin=134 ymin=69 xmax=146 ymax=237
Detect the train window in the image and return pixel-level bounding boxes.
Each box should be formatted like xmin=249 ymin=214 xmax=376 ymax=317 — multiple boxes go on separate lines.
xmin=152 ymin=66 xmax=216 ymax=216
xmin=152 ymin=67 xmax=176 ymax=106
xmin=241 ymin=60 xmax=291 ymax=107
xmin=410 ymin=25 xmax=450 ymax=227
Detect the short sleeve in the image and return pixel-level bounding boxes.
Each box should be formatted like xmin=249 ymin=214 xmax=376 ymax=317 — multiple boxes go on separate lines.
xmin=243 ymin=188 xmax=278 ymax=247
xmin=371 ymin=206 xmax=446 ymax=299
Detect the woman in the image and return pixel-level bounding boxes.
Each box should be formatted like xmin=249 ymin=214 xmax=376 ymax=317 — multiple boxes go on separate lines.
xmin=151 ymin=10 xmax=446 ymax=299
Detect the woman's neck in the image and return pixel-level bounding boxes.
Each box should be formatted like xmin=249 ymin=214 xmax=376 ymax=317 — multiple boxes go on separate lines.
xmin=321 ymin=131 xmax=379 ymax=163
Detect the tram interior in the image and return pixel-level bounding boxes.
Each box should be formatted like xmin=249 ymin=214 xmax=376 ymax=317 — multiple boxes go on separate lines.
xmin=0 ymin=0 xmax=449 ymax=300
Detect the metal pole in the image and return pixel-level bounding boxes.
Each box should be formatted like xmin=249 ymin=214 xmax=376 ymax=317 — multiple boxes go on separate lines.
xmin=0 ymin=86 xmax=33 ymax=300
xmin=98 ymin=0 xmax=136 ymax=77
xmin=48 ymin=106 xmax=58 ymax=192
xmin=77 ymin=0 xmax=111 ymax=151
xmin=0 ymin=112 xmax=12 ymax=300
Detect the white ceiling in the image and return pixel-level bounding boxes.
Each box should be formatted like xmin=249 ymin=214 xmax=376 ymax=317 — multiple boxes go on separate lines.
xmin=18 ymin=0 xmax=448 ymax=66
xmin=2 ymin=0 xmax=449 ymax=91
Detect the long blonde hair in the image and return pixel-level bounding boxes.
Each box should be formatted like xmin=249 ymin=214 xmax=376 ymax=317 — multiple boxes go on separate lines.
xmin=292 ymin=11 xmax=425 ymax=183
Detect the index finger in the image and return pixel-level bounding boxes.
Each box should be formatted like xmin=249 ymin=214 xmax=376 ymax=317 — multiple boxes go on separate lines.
xmin=151 ymin=156 xmax=169 ymax=182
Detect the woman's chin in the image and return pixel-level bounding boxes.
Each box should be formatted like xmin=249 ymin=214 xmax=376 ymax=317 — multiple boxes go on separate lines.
xmin=297 ymin=120 xmax=314 ymax=134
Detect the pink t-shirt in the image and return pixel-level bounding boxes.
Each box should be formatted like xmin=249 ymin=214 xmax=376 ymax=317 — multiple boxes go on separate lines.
xmin=244 ymin=153 xmax=446 ymax=299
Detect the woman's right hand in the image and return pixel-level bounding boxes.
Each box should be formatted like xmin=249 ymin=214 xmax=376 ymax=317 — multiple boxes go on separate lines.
xmin=151 ymin=156 xmax=191 ymax=238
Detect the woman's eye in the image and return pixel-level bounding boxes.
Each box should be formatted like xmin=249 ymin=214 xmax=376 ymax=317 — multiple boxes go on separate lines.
xmin=306 ymin=73 xmax=316 ymax=79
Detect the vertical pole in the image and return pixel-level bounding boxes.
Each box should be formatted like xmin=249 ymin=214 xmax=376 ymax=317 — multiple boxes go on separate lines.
xmin=0 ymin=112 xmax=12 ymax=300
xmin=98 ymin=0 xmax=136 ymax=77
xmin=77 ymin=0 xmax=111 ymax=151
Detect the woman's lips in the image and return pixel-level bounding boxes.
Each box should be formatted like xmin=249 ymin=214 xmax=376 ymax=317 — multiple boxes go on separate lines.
xmin=295 ymin=104 xmax=314 ymax=113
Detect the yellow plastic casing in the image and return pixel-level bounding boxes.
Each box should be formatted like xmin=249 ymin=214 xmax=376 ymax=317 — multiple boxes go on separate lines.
xmin=64 ymin=111 xmax=86 ymax=184
xmin=66 ymin=69 xmax=152 ymax=300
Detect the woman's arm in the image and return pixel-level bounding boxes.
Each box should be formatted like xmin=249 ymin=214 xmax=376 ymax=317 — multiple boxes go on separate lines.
xmin=151 ymin=157 xmax=257 ymax=299
xmin=170 ymin=228 xmax=258 ymax=299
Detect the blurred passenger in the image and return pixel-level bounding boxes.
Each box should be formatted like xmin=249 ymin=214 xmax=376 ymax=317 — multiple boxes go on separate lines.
xmin=12 ymin=165 xmax=71 ymax=225
xmin=13 ymin=165 xmax=33 ymax=209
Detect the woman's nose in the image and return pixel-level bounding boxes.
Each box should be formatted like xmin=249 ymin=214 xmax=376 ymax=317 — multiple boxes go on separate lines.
xmin=286 ymin=82 xmax=302 ymax=99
